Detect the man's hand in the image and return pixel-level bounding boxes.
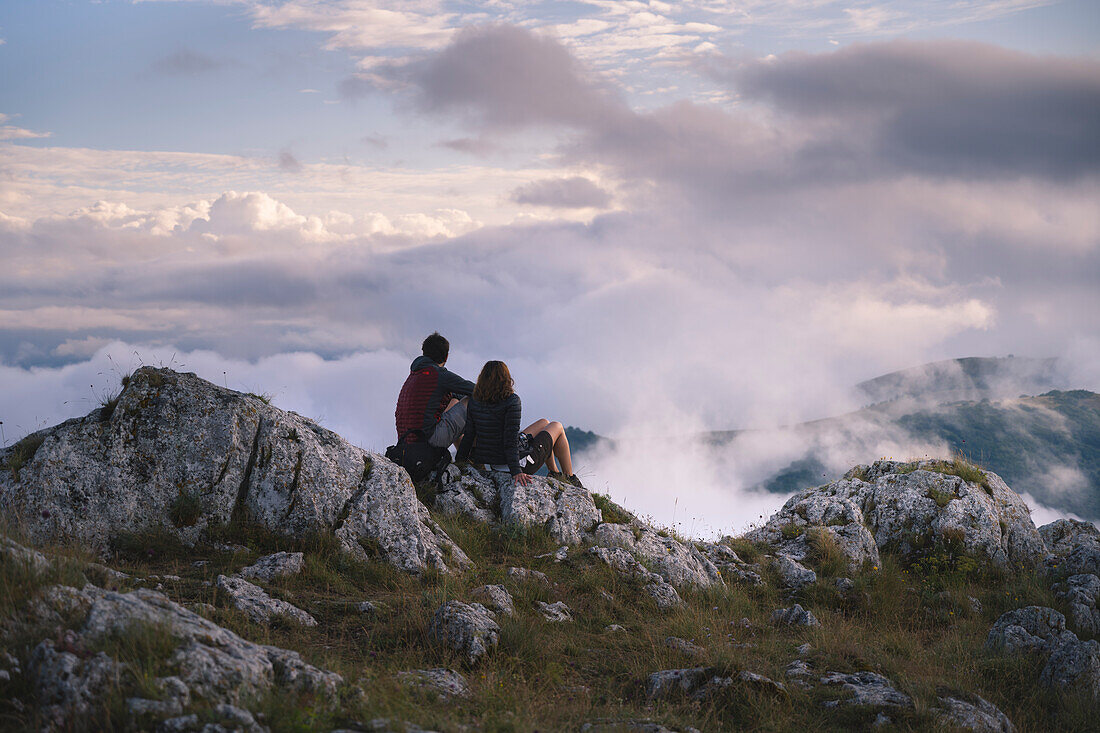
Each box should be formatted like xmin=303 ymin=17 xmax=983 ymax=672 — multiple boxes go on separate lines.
xmin=515 ymin=473 xmax=532 ymax=486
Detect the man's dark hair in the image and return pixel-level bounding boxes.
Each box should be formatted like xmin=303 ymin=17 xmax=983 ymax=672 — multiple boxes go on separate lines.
xmin=422 ymin=332 xmax=449 ymax=364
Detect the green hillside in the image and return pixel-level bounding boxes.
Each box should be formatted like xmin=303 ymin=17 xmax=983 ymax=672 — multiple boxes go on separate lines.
xmin=757 ymin=390 xmax=1100 ymax=520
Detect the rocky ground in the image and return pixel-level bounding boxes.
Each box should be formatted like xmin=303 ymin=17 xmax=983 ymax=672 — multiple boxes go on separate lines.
xmin=1 ymin=368 xmax=1098 ymax=732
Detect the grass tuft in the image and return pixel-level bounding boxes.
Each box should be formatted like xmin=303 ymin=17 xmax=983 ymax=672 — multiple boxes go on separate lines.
xmin=592 ymin=493 xmax=632 ymax=525
xmin=4 ymin=433 xmax=46 ymax=480
xmin=168 ymin=490 xmax=203 ymax=528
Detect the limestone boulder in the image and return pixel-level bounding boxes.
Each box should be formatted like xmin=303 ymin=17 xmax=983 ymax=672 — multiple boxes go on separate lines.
xmin=745 ymin=482 xmax=880 ymax=572
xmin=748 ymin=461 xmax=1045 ymax=570
xmin=428 ymin=601 xmax=500 ymax=666
xmin=592 ymin=523 xmax=721 ymax=588
xmin=216 ymin=575 xmax=316 ymax=627
xmin=434 ymin=464 xmax=602 ymax=546
xmin=986 ymin=606 xmax=1100 ymax=698
xmin=1053 ymin=574 xmax=1100 ymax=636
xmin=932 ymin=694 xmax=1016 ymax=733
xmin=588 ymin=546 xmax=682 ymax=610
xmin=1040 ymin=519 xmax=1100 ymax=577
xmin=819 ymin=671 xmax=912 ymax=708
xmin=22 ymin=583 xmax=342 ymax=729
xmin=0 ymin=367 xmax=467 ymax=574
xmin=238 ymin=551 xmax=304 ymax=582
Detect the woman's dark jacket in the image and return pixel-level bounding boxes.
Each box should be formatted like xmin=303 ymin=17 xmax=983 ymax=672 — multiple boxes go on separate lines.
xmin=456 ymin=393 xmax=522 ymax=476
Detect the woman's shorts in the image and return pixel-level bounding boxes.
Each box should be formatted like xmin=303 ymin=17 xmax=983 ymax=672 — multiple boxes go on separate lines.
xmin=520 ymin=430 xmax=554 ymax=474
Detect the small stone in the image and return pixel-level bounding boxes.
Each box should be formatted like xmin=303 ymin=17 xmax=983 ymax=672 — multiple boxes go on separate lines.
xmin=933 ymin=693 xmax=1017 ymax=733
xmin=771 ymin=604 xmax=820 ymax=627
xmin=605 ymin=624 xmax=626 ymax=633
xmin=536 ymin=546 xmax=569 ymax=562
xmin=835 ymin=577 xmax=854 ymax=593
xmin=665 ymin=636 xmax=705 ymax=657
xmin=738 ymin=670 xmax=786 ymax=694
xmin=355 ymin=600 xmax=377 ymax=614
xmin=873 ymin=713 xmax=891 ymax=727
xmin=537 ymin=601 xmax=573 ymax=622
xmin=796 ymin=643 xmax=812 ymax=655
xmin=470 ymin=585 xmax=515 ymax=617
xmin=507 ymin=566 xmax=549 ymax=584
xmin=820 ymin=671 xmax=913 ymax=708
xmin=785 ymin=660 xmax=813 ymax=678
xmin=396 ymin=668 xmax=470 ymax=699
xmin=645 ymin=667 xmax=713 ymax=699
xmin=216 ymin=575 xmax=317 ymax=627
xmin=969 ymin=596 xmax=983 ymax=614
xmin=239 ymin=551 xmax=305 ymax=582
xmin=773 ymin=554 xmax=817 ymax=590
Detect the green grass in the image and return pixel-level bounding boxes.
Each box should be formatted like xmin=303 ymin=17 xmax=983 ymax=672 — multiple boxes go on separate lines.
xmin=926 ymin=486 xmax=957 ymax=508
xmin=4 ymin=433 xmax=46 ymax=480
xmin=592 ymin=493 xmax=632 ymax=525
xmin=2 ymin=507 xmax=1096 ymax=732
xmin=926 ymin=458 xmax=992 ymax=494
xmin=168 ymin=491 xmax=203 ymax=528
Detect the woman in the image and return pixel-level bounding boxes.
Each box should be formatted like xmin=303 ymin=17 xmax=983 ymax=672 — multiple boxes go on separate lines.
xmin=456 ymin=360 xmax=582 ymax=487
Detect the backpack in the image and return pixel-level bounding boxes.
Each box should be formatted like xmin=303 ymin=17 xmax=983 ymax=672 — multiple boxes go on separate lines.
xmin=385 ymin=429 xmax=449 ymax=483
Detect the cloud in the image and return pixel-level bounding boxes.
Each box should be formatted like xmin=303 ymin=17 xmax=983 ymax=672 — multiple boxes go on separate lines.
xmin=278 ymin=148 xmax=303 ymax=173
xmin=388 ymin=24 xmax=629 ymax=130
xmin=436 ymin=137 xmax=497 ymax=157
xmin=0 ymin=113 xmax=50 ymax=141
xmin=152 ymin=49 xmax=225 ymax=75
xmin=511 ymin=177 xmax=612 ymax=209
xmin=715 ymin=41 xmax=1100 ymax=180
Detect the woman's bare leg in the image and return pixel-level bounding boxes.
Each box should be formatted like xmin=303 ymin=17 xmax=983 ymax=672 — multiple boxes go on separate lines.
xmin=522 ymin=418 xmax=549 ymax=435
xmin=539 ymin=420 xmax=573 ymax=476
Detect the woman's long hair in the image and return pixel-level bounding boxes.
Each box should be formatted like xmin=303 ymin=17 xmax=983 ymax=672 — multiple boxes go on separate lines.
xmin=472 ymin=361 xmax=515 ymax=403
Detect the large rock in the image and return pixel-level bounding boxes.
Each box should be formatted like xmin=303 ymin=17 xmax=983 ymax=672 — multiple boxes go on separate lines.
xmin=591 ymin=523 xmax=721 ymax=587
xmin=749 ymin=461 xmax=1045 ymax=569
xmin=1053 ymin=574 xmax=1100 ymax=636
xmin=434 ymin=464 xmax=602 ymax=546
xmin=745 ymin=484 xmax=880 ymax=572
xmin=428 ymin=601 xmax=500 ymax=666
xmin=1040 ymin=519 xmax=1100 ymax=577
xmin=23 ymin=583 xmax=342 ymax=728
xmin=588 ymin=545 xmax=682 ymax=610
xmin=0 ymin=367 xmax=467 ymax=574
xmin=986 ymin=606 xmax=1100 ymax=697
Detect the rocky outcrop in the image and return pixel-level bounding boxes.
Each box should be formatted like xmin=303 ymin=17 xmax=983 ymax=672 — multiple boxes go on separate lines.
xmin=1040 ymin=519 xmax=1100 ymax=577
xmin=21 ymin=582 xmax=342 ymax=729
xmin=986 ymin=606 xmax=1100 ymax=697
xmin=1053 ymin=574 xmax=1100 ymax=635
xmin=428 ymin=601 xmax=500 ymax=666
xmin=749 ymin=461 xmax=1044 ymax=570
xmin=0 ymin=368 xmax=467 ymax=574
xmin=591 ymin=523 xmax=721 ymax=588
xmin=588 ymin=546 xmax=682 ymax=610
xmin=696 ymin=542 xmax=763 ymax=585
xmin=434 ymin=463 xmax=601 ymax=545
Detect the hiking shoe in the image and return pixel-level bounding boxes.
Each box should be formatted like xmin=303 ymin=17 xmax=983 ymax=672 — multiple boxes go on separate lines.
xmin=547 ymin=470 xmax=566 ymax=482
xmin=567 ymin=474 xmax=585 ymax=489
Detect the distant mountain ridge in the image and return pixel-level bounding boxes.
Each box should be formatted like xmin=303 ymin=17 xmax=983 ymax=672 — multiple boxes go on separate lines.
xmin=569 ymin=357 xmax=1100 ymax=522
xmin=856 ymin=356 xmax=1064 ymax=405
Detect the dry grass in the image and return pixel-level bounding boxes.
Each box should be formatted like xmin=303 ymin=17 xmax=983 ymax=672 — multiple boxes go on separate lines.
xmin=1 ymin=514 xmax=1096 ymax=732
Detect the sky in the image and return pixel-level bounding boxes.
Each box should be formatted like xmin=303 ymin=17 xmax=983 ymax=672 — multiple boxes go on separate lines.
xmin=1 ymin=1 xmax=1098 ymax=536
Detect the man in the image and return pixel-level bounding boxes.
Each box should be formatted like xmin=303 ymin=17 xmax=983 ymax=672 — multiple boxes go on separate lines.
xmin=395 ymin=332 xmax=474 ymax=449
